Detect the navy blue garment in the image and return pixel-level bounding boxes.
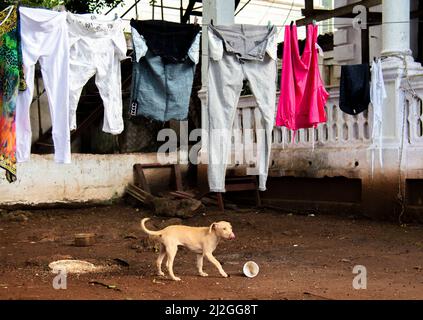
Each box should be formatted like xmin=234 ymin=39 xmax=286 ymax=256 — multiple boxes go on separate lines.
xmin=339 ymin=64 xmax=370 ymax=116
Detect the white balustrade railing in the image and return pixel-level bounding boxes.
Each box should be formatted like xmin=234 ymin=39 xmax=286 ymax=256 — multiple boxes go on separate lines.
xmin=405 ymin=75 xmax=423 ymax=146
xmin=234 ymin=87 xmax=372 ymax=151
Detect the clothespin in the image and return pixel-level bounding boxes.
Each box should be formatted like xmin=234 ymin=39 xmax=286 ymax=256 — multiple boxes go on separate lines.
xmin=290 ymin=20 xmax=294 ymax=28
xmin=52 ymin=4 xmax=66 ymax=11
xmin=210 ymin=19 xmax=214 ymax=26
xmin=115 ymin=13 xmax=119 ymax=20
xmin=267 ymin=20 xmax=271 ymax=29
xmin=194 ymin=16 xmax=198 ymax=25
xmin=316 ymin=43 xmax=324 ymax=57
xmin=312 ymin=19 xmax=317 ymax=26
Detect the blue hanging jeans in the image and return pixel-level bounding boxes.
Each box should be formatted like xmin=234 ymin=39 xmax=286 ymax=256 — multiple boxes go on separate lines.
xmin=129 ymin=20 xmax=200 ymax=122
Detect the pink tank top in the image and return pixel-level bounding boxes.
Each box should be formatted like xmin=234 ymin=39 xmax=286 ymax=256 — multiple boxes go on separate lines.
xmin=276 ymin=24 xmax=329 ymax=130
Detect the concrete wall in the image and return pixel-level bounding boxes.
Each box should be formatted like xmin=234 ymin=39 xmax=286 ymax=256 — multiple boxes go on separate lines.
xmin=333 ymin=0 xmax=362 ymax=65
xmin=0 ymin=152 xmax=185 ymax=206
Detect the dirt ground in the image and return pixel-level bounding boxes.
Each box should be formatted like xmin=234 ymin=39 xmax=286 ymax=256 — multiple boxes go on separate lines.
xmin=0 ymin=204 xmax=422 ymax=300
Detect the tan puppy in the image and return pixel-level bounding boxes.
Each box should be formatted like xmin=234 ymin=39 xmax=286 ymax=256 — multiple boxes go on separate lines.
xmin=141 ymin=218 xmax=235 ymax=281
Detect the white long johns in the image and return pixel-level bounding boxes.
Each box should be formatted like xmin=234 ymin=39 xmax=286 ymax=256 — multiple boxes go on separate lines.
xmin=16 ymin=7 xmax=71 ymax=164
xmin=370 ymin=58 xmax=387 ymax=177
xmin=67 ymin=13 xmax=127 ymax=134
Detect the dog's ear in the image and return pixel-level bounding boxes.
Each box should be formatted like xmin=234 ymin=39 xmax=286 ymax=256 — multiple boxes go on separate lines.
xmin=209 ymin=222 xmax=217 ymax=234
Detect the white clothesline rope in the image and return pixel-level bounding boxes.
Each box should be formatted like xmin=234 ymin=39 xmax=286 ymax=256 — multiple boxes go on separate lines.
xmin=119 ymin=17 xmax=419 ymax=28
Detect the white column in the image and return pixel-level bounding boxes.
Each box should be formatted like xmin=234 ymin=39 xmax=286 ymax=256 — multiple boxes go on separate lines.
xmin=200 ymin=0 xmax=235 ymax=88
xmin=364 ymin=0 xmax=423 ymax=219
xmin=380 ymin=0 xmax=421 ymax=148
xmin=198 ymin=0 xmax=235 ymax=163
xmin=381 ymin=0 xmax=411 ymax=56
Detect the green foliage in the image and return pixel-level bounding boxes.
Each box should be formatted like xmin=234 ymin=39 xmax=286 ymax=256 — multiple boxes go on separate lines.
xmin=63 ymin=0 xmax=124 ymax=14
xmin=6 ymin=0 xmax=62 ymax=8
xmin=7 ymin=0 xmax=124 ymax=13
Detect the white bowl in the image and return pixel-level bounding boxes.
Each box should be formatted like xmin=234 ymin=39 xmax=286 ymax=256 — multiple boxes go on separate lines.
xmin=243 ymin=261 xmax=259 ymax=278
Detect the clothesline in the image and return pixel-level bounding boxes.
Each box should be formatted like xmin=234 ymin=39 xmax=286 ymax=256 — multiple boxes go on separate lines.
xmin=119 ymin=17 xmax=423 ymax=28
xmin=0 ymin=5 xmax=399 ymax=189
xmin=198 ymin=53 xmax=346 ymax=66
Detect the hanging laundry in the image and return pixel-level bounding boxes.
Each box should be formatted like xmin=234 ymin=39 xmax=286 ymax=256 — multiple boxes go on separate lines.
xmin=339 ymin=64 xmax=370 ymax=115
xmin=370 ymin=58 xmax=387 ymax=175
xmin=276 ymin=24 xmax=329 ymax=130
xmin=67 ymin=13 xmax=127 ymax=134
xmin=0 ymin=5 xmax=26 ymax=183
xmin=16 ymin=7 xmax=71 ymax=164
xmin=207 ymin=24 xmax=278 ymax=192
xmin=129 ymin=19 xmax=200 ymax=122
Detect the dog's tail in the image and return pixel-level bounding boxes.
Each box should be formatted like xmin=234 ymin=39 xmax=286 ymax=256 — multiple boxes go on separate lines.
xmin=140 ymin=218 xmax=162 ymax=236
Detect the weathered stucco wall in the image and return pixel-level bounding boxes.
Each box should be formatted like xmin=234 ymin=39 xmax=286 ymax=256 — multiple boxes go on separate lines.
xmin=0 ymin=153 xmax=184 ymax=206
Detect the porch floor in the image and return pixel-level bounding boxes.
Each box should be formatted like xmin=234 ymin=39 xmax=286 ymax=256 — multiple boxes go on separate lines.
xmin=0 ymin=205 xmax=422 ymax=300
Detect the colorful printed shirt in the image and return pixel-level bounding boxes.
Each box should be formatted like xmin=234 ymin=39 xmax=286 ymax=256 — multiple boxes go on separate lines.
xmin=0 ymin=5 xmax=26 ymax=183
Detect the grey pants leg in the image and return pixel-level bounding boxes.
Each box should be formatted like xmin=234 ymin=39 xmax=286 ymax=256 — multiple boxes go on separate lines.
xmin=243 ymin=56 xmax=277 ymax=191
xmin=207 ymin=54 xmax=244 ymax=192
xmin=207 ymin=54 xmax=277 ymax=192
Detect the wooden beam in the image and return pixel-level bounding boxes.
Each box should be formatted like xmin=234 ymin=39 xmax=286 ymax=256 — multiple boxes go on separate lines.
xmin=302 ymin=8 xmax=381 ymax=22
xmin=133 ymin=164 xmax=151 ymax=194
xmin=190 ymin=10 xmax=202 ymax=16
xmin=296 ymin=0 xmax=382 ymax=26
xmin=216 ymin=193 xmax=224 ymax=212
xmin=303 ymin=0 xmax=314 ymax=16
xmin=411 ymin=8 xmax=423 ymax=19
xmin=305 ymin=0 xmax=314 ymax=10
xmin=235 ymin=0 xmax=241 ymax=10
xmin=361 ymin=8 xmax=370 ymax=64
xmin=133 ymin=163 xmax=184 ymax=193
xmin=180 ymin=0 xmax=240 ymax=22
xmin=302 ymin=8 xmax=328 ymax=15
xmin=301 ymin=7 xmax=423 ymax=26
xmin=173 ymin=164 xmax=183 ymax=191
xmin=181 ymin=0 xmax=196 ymax=24
xmin=417 ymin=1 xmax=423 ymax=64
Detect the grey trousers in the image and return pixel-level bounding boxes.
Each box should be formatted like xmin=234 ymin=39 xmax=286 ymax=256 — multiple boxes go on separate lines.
xmin=207 ymin=26 xmax=277 ymax=192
